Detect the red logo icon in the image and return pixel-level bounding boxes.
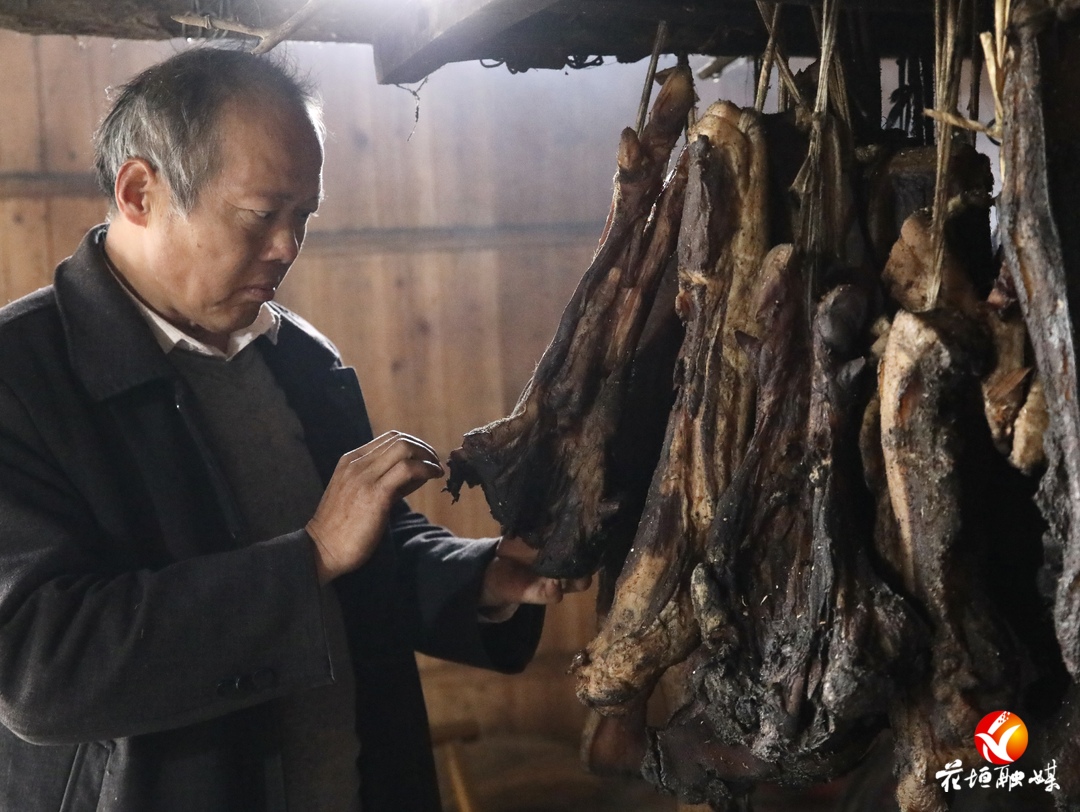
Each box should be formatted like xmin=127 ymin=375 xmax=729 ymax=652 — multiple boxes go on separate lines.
xmin=974 ymin=711 xmax=1029 ymax=765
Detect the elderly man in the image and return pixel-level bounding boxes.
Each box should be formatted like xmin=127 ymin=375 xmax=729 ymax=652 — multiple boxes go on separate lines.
xmin=0 ymin=47 xmax=577 ymax=811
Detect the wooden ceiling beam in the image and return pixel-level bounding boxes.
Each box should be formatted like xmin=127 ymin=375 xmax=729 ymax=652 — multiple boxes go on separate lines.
xmin=0 ymin=0 xmax=383 ymax=45
xmin=0 ymin=0 xmax=940 ymax=84
xmin=372 ymin=0 xmax=564 ymax=84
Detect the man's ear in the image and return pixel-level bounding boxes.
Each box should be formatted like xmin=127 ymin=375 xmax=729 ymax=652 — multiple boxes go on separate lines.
xmin=113 ymin=158 xmax=164 ymax=227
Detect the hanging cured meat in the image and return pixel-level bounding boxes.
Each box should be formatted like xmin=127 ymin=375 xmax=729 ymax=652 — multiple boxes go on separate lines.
xmin=450 ymin=0 xmax=1080 ymax=807
xmin=447 ymin=66 xmax=695 ymax=580
xmin=999 ymin=6 xmax=1080 ymax=682
xmin=573 ymin=100 xmax=770 ymax=710
xmin=636 ymin=248 xmax=921 ymax=807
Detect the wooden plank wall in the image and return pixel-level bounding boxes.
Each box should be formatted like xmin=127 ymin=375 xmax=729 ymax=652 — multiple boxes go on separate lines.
xmin=0 ymin=29 xmax=757 ymax=751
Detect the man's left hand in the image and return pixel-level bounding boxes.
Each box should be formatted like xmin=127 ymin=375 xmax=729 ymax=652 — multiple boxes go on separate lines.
xmin=479 ymin=536 xmax=592 ymax=622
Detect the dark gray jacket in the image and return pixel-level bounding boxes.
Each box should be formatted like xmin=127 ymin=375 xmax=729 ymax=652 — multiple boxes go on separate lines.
xmin=0 ymin=227 xmax=542 ymax=811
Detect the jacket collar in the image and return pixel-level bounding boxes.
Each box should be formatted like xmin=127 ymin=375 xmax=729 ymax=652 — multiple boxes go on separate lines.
xmin=54 ymin=225 xmax=176 ymax=402
xmin=55 ymin=225 xmax=344 ymax=402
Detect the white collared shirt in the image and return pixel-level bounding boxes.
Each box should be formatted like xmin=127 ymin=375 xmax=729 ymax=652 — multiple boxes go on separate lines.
xmin=132 ymin=296 xmax=281 ymax=360
xmin=106 ymin=258 xmax=280 ymax=360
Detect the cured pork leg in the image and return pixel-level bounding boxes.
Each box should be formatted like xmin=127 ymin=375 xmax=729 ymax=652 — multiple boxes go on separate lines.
xmin=446 ymin=67 xmax=695 ymax=579
xmin=574 ymin=101 xmax=770 ymax=710
xmin=879 ymin=308 xmax=1019 ymax=812
xmin=638 ymin=247 xmax=917 ymax=807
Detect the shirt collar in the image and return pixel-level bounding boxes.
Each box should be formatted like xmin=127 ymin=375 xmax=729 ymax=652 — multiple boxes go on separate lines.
xmin=133 ymin=297 xmax=280 ymax=361
xmin=102 ymin=244 xmax=280 ymax=361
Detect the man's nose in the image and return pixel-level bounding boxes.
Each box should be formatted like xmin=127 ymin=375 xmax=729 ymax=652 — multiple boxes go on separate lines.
xmin=263 ymin=220 xmax=302 ymax=263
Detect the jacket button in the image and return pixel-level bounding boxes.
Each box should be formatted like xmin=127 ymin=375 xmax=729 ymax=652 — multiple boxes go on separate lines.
xmin=251 ymin=668 xmax=278 ymax=691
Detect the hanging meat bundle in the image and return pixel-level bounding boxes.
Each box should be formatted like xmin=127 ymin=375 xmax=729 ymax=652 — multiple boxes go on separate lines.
xmin=447 ymin=66 xmax=695 ymax=584
xmin=574 ymin=99 xmax=772 ymax=711
xmin=450 ymin=0 xmax=1080 ymax=807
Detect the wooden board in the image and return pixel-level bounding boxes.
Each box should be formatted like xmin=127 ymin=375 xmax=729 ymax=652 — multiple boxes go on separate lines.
xmin=0 ymin=32 xmax=42 ymax=173
xmin=0 ymin=200 xmax=51 ymax=304
xmin=310 ymin=45 xmax=638 ymax=233
xmin=372 ymin=0 xmax=563 ymax=84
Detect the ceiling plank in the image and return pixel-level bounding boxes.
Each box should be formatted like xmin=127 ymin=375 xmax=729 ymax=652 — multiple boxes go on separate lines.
xmin=372 ymin=0 xmax=563 ymax=84
xmin=0 ymin=0 xmax=383 ymax=44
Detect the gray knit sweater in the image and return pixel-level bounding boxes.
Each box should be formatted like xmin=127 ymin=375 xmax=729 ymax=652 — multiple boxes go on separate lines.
xmin=169 ymin=345 xmax=361 ymax=812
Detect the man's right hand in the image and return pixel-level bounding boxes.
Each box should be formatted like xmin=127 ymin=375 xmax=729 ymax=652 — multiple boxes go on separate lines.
xmin=306 ymin=431 xmax=444 ymax=583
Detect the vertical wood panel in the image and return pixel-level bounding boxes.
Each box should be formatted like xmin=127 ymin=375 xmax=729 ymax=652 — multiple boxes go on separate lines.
xmin=0 ymin=200 xmax=51 ymax=304
xmin=419 ymin=652 xmax=590 ymax=743
xmin=295 ymin=42 xmax=648 ymax=233
xmin=0 ymin=197 xmax=117 ymax=303
xmin=36 ymin=36 xmax=100 ymax=173
xmin=0 ymin=32 xmax=42 ymax=172
xmin=309 ymin=43 xmax=426 ymax=232
xmin=495 ymin=240 xmax=598 ymax=412
xmin=45 ymin=197 xmax=108 ymax=264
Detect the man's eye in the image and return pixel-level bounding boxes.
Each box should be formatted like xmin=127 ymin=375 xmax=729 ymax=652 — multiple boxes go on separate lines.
xmin=250 ymin=210 xmax=274 ymax=220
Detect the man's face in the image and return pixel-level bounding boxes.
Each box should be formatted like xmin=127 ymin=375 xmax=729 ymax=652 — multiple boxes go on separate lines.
xmin=143 ymin=99 xmax=323 ymax=346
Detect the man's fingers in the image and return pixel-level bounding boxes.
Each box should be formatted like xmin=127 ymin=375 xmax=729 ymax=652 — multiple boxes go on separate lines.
xmin=361 ymin=434 xmax=440 ymax=467
xmin=309 ymin=432 xmax=444 ymax=583
xmin=381 ymin=458 xmax=444 ymax=500
xmin=560 ymin=575 xmax=593 ymax=594
xmin=346 ymin=431 xmax=440 ymax=466
xmin=495 ymin=535 xmax=539 ymax=565
xmin=345 ymin=431 xmax=400 ymax=462
xmin=348 ymin=435 xmax=443 ymax=485
xmin=517 ymin=575 xmax=563 ymax=605
xmin=486 ymin=539 xmax=594 ymax=607
xmin=481 ymin=557 xmax=564 ymax=608
xmin=380 ymin=432 xmax=438 ymax=462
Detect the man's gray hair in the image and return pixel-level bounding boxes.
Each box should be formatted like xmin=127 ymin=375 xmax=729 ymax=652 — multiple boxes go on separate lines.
xmin=94 ymin=47 xmax=324 ymax=214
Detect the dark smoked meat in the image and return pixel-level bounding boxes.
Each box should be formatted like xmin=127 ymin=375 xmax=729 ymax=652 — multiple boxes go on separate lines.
xmin=636 ymin=247 xmax=918 ymax=808
xmin=879 ymin=307 xmax=1020 ymax=812
xmin=999 ymin=10 xmax=1080 ymax=680
xmin=450 ymin=13 xmax=1080 ymax=806
xmin=446 ymin=67 xmax=695 ymax=578
xmin=595 ymin=257 xmax=686 ymax=615
xmin=574 ymin=101 xmax=770 ymax=710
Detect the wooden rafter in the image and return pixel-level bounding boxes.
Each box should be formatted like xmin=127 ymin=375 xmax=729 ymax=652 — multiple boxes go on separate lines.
xmin=372 ymin=0 xmax=564 ymax=84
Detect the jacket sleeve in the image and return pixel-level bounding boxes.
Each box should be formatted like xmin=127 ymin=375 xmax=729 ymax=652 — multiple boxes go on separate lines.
xmin=0 ymin=381 xmax=335 ymax=746
xmin=386 ymin=502 xmax=544 ymax=673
